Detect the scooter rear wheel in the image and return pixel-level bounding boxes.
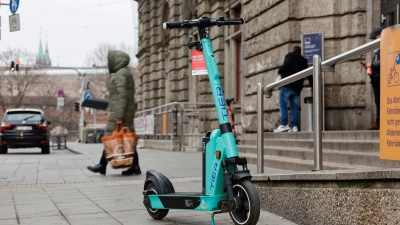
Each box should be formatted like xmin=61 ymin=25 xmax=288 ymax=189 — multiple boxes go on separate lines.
xmin=229 ymin=179 xmax=260 ymax=225
xmin=144 ymin=182 xmax=169 ymax=220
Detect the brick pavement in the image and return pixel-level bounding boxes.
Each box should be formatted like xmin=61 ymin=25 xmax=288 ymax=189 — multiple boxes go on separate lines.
xmin=0 ymin=143 xmax=297 ymax=225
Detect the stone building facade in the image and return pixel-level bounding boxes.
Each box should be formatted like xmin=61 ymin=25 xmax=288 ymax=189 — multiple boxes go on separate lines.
xmin=135 ymin=0 xmax=390 ymax=135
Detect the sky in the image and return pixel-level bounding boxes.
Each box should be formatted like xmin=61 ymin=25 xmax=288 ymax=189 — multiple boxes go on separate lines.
xmin=0 ymin=0 xmax=138 ymax=67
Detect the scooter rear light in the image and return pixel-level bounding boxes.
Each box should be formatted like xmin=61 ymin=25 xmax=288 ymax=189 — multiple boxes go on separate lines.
xmin=41 ymin=140 xmax=46 ymax=144
xmin=1 ymin=124 xmax=13 ymax=131
xmin=36 ymin=124 xmax=47 ymax=131
xmin=2 ymin=141 xmax=7 ymax=145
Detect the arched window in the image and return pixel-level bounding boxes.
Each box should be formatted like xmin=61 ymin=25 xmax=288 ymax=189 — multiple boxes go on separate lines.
xmin=160 ymin=2 xmax=170 ymax=43
xmin=183 ymin=0 xmax=198 ymax=20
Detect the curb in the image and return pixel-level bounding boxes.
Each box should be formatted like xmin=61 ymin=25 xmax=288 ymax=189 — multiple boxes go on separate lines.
xmin=66 ymin=146 xmax=85 ymax=155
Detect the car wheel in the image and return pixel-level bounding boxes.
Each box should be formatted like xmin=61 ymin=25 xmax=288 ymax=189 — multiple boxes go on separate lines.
xmin=41 ymin=145 xmax=50 ymax=154
xmin=0 ymin=146 xmax=8 ymax=154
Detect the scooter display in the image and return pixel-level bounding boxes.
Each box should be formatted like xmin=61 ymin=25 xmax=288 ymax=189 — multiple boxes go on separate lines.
xmin=143 ymin=17 xmax=260 ymax=225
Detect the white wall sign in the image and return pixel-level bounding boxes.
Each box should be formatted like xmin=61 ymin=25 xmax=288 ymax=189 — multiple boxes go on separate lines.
xmin=134 ymin=114 xmax=155 ymax=135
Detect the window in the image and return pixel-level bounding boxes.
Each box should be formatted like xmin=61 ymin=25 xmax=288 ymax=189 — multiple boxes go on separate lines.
xmin=381 ymin=1 xmax=400 ymax=27
xmin=234 ymin=5 xmax=242 ymax=32
xmin=5 ymin=112 xmax=43 ymax=122
xmin=224 ymin=3 xmax=243 ymax=102
xmin=235 ymin=39 xmax=243 ymax=101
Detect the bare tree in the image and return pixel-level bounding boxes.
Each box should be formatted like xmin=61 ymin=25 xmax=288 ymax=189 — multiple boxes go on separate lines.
xmin=34 ymin=74 xmax=59 ymax=105
xmin=0 ymin=48 xmax=41 ymax=111
xmin=85 ymin=42 xmax=137 ymax=99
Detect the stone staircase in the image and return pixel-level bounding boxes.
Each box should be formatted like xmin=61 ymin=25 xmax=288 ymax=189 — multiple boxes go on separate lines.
xmin=238 ymin=131 xmax=400 ymax=171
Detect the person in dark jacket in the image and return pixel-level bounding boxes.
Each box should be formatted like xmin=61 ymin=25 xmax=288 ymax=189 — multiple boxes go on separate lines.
xmin=363 ymin=27 xmax=382 ymax=130
xmin=274 ymin=46 xmax=310 ymax=132
xmin=87 ymin=50 xmax=141 ymax=175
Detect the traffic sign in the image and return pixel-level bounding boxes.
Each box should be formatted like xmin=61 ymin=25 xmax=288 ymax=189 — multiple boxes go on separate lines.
xmin=9 ymin=0 xmax=19 ymax=14
xmin=84 ymin=92 xmax=91 ymax=100
xmin=9 ymin=14 xmax=20 ymax=32
xmin=57 ymin=97 xmax=65 ymax=106
xmin=58 ymin=90 xmax=64 ymax=97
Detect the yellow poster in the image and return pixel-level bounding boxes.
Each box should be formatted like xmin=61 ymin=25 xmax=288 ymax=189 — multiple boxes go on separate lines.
xmin=380 ymin=25 xmax=400 ymax=160
xmin=162 ymin=114 xmax=167 ymax=135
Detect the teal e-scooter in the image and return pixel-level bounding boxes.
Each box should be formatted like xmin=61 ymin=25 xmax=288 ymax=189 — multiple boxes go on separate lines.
xmin=143 ymin=17 xmax=260 ymax=225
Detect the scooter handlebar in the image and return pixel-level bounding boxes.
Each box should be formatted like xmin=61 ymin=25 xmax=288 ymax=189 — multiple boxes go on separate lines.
xmin=163 ymin=17 xmax=244 ymax=29
xmin=163 ymin=21 xmax=184 ymax=29
xmin=216 ymin=18 xmax=244 ymax=26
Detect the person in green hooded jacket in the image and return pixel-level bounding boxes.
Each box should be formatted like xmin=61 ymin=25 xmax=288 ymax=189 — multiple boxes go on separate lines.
xmin=87 ymin=50 xmax=140 ymax=176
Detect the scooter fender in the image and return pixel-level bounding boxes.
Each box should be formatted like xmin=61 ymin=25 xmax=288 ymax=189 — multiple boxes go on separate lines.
xmin=143 ymin=170 xmax=175 ymax=194
xmin=232 ymin=171 xmax=252 ymax=181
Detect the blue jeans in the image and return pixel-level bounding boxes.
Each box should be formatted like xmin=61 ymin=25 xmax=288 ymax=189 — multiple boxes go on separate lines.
xmin=279 ymin=87 xmax=299 ymax=127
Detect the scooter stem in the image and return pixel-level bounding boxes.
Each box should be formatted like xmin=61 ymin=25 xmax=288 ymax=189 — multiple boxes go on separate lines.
xmin=200 ymin=36 xmax=238 ymax=159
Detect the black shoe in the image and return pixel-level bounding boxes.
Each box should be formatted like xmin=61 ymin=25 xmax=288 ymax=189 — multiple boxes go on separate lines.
xmin=122 ymin=166 xmax=141 ymax=175
xmin=87 ymin=164 xmax=106 ymax=175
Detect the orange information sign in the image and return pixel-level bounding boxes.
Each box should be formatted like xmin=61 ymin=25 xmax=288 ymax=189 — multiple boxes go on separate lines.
xmin=380 ymin=25 xmax=400 ymax=161
xmin=191 ymin=50 xmax=208 ymax=76
xmin=162 ymin=114 xmax=167 ymax=135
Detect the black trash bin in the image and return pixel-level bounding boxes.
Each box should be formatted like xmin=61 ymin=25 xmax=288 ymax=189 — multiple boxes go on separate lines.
xmin=300 ymin=87 xmax=313 ymax=131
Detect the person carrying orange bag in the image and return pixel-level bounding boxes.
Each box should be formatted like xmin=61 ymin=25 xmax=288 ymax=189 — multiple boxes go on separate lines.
xmin=87 ymin=50 xmax=141 ymax=176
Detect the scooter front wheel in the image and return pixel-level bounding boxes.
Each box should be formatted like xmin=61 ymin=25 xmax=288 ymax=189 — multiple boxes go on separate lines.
xmin=229 ymin=179 xmax=260 ymax=225
xmin=144 ymin=182 xmax=169 ymax=220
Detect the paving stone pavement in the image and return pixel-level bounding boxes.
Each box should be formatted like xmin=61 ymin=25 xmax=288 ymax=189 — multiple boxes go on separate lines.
xmin=0 ymin=143 xmax=298 ymax=225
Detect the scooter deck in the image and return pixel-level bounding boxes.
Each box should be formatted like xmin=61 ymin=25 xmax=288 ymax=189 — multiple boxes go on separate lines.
xmin=158 ymin=192 xmax=202 ymax=196
xmin=144 ymin=191 xmax=227 ymax=211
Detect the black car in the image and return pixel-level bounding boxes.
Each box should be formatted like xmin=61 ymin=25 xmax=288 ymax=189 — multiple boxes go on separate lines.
xmin=0 ymin=108 xmax=51 ymax=154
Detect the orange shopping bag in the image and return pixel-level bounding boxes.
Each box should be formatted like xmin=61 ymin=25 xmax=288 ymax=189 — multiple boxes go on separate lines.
xmin=121 ymin=127 xmax=136 ymax=159
xmin=101 ymin=124 xmax=133 ymax=169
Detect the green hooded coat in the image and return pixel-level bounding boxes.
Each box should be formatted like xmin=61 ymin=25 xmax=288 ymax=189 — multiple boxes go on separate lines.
xmin=104 ymin=50 xmax=135 ymax=136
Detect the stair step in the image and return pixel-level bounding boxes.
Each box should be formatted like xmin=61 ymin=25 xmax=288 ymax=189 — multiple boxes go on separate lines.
xmin=240 ymin=139 xmax=379 ymax=153
xmin=240 ymin=153 xmax=385 ymax=172
xmin=238 ymin=145 xmax=400 ymax=168
xmin=263 ymin=130 xmax=379 ymax=140
xmin=237 ymin=130 xmax=387 ymax=171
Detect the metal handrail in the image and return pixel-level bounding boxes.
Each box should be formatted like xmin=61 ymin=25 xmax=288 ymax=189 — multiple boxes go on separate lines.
xmin=264 ymin=38 xmax=380 ymax=98
xmin=257 ymin=38 xmax=381 ymax=173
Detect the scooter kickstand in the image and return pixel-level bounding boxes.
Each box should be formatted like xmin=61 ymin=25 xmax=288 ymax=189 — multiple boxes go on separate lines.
xmin=211 ymin=213 xmax=215 ymax=225
xmin=211 ymin=212 xmax=216 ymax=225
xmin=211 ymin=211 xmax=223 ymax=225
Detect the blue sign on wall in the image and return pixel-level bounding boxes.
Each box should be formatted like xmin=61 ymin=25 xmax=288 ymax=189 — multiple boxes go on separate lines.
xmin=9 ymin=0 xmax=20 ymax=14
xmin=84 ymin=92 xmax=91 ymax=100
xmin=302 ymin=33 xmax=323 ymax=65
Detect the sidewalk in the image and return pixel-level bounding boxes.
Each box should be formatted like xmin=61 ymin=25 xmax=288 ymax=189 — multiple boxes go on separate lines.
xmin=67 ymin=142 xmax=298 ymax=225
xmin=67 ymin=142 xmax=295 ymax=178
xmin=0 ymin=143 xmax=297 ymax=225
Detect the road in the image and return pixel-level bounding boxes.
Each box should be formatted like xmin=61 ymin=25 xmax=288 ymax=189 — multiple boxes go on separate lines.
xmin=0 ymin=144 xmax=297 ymax=225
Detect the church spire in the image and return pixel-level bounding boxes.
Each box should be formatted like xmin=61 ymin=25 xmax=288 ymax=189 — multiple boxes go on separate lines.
xmin=36 ymin=29 xmax=52 ymax=67
xmin=36 ymin=30 xmax=44 ymax=62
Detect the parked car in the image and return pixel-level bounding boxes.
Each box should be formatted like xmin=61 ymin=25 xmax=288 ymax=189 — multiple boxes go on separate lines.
xmin=0 ymin=108 xmax=51 ymax=154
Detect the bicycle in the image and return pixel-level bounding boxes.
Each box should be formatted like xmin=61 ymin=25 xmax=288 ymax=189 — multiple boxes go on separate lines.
xmin=142 ymin=17 xmax=260 ymax=225
xmin=388 ymin=54 xmax=400 ymax=84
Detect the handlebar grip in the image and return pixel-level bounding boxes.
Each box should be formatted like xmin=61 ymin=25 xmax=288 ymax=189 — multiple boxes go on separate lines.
xmin=163 ymin=21 xmax=183 ymax=29
xmin=218 ymin=18 xmax=244 ymax=26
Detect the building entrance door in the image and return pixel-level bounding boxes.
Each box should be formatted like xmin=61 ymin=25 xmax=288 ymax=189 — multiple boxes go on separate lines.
xmin=381 ymin=0 xmax=400 ymax=27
